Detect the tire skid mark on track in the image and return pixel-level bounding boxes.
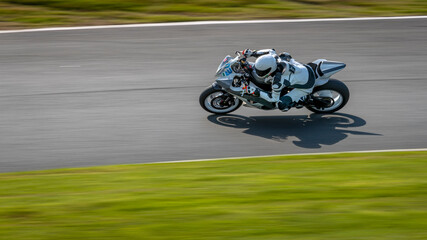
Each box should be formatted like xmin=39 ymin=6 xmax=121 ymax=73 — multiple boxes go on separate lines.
xmin=0 ymin=85 xmax=207 ymax=98
xmin=0 ymin=78 xmax=424 ymax=98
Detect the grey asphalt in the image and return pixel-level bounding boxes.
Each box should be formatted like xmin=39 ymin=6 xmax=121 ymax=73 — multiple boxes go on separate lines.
xmin=1 ymin=18 xmax=426 ymax=172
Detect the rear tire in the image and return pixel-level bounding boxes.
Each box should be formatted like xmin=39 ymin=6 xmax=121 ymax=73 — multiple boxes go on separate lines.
xmin=199 ymin=86 xmax=242 ymax=115
xmin=306 ymin=79 xmax=350 ymax=114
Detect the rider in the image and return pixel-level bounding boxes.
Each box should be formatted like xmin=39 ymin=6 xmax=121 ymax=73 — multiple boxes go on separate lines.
xmin=240 ymin=48 xmax=316 ymax=111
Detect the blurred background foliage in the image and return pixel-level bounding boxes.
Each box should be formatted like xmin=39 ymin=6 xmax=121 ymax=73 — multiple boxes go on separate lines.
xmin=0 ymin=0 xmax=426 ymax=29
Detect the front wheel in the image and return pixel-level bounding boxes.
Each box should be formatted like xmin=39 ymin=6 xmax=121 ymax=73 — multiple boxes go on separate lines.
xmin=199 ymin=86 xmax=242 ymax=114
xmin=305 ymin=79 xmax=350 ymax=114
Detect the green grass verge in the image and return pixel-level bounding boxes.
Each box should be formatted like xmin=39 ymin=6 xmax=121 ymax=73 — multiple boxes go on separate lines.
xmin=0 ymin=0 xmax=426 ymax=29
xmin=0 ymin=151 xmax=426 ymax=239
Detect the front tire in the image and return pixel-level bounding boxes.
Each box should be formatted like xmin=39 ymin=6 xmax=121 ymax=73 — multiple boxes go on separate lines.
xmin=306 ymin=79 xmax=350 ymax=114
xmin=199 ymin=86 xmax=242 ymax=114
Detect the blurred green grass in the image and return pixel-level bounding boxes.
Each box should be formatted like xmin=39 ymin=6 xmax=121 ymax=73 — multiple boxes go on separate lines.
xmin=0 ymin=151 xmax=426 ymax=239
xmin=0 ymin=0 xmax=426 ymax=29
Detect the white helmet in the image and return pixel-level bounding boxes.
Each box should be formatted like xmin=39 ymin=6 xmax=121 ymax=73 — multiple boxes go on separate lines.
xmin=254 ymin=55 xmax=277 ymax=78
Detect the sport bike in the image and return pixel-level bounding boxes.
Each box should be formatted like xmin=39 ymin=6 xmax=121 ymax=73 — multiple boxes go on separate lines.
xmin=199 ymin=51 xmax=349 ymax=115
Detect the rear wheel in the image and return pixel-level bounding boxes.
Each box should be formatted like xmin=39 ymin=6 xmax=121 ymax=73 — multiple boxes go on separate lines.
xmin=305 ymin=79 xmax=350 ymax=114
xmin=199 ymin=86 xmax=242 ymax=114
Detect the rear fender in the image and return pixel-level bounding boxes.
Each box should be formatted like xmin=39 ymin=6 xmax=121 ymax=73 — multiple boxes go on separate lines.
xmin=318 ymin=60 xmax=346 ymax=78
xmin=312 ymin=59 xmax=346 ymax=86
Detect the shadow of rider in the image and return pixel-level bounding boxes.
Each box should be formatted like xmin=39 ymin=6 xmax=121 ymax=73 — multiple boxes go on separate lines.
xmin=207 ymin=113 xmax=381 ymax=149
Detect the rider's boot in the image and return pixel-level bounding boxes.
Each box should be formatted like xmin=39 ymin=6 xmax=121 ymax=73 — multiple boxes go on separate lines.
xmin=295 ymin=96 xmax=307 ymax=109
xmin=278 ymin=96 xmax=293 ymax=112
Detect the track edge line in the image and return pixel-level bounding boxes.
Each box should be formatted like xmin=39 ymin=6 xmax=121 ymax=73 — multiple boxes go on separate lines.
xmin=1 ymin=15 xmax=426 ymax=34
xmin=147 ymin=148 xmax=427 ymax=165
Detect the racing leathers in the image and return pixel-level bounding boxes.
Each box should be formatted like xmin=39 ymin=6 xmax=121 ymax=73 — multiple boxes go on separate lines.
xmin=243 ymin=49 xmax=316 ymax=111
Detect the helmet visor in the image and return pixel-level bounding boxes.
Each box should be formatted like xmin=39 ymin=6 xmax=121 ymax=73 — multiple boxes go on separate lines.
xmin=255 ymin=67 xmax=271 ymax=78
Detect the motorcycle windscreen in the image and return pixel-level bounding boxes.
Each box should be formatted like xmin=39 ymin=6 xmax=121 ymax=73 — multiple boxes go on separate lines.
xmin=216 ymin=55 xmax=233 ymax=76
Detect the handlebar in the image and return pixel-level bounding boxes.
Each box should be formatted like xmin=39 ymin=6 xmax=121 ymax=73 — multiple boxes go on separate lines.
xmin=235 ymin=51 xmax=247 ymax=61
xmin=234 ymin=51 xmax=252 ymax=77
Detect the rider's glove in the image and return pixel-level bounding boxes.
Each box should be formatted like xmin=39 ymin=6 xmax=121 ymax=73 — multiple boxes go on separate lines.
xmin=242 ymin=49 xmax=254 ymax=58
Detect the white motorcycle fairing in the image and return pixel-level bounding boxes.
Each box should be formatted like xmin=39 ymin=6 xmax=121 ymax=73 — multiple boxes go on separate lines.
xmin=201 ymin=52 xmax=348 ymax=114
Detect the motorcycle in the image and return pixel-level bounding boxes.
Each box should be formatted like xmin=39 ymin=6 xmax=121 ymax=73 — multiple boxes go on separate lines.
xmin=199 ymin=51 xmax=349 ymax=115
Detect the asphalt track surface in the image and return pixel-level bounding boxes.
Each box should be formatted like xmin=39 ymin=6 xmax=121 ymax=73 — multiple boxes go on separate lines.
xmin=1 ymin=17 xmax=426 ymax=172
